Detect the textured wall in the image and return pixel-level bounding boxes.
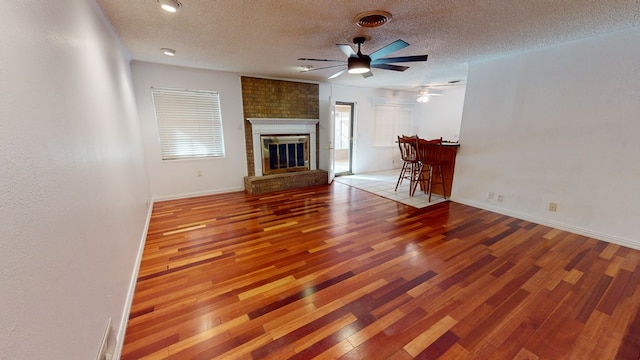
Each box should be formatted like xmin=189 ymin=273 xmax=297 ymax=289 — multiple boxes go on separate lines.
xmin=0 ymin=1 xmax=150 ymax=359
xmin=132 ymin=62 xmax=247 ymax=200
xmin=453 ymin=28 xmax=640 ymax=249
xmin=241 ymin=77 xmax=319 ymax=176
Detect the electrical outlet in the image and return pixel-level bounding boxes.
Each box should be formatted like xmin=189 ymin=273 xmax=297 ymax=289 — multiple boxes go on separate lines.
xmin=197 ymin=170 xmax=202 ymax=177
xmin=548 ymin=202 xmax=557 ymax=212
xmin=497 ymin=194 xmax=504 ymax=202
xmin=488 ymin=192 xmax=495 ymax=199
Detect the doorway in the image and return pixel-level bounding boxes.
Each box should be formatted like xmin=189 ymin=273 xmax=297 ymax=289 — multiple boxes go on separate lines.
xmin=334 ymin=102 xmax=354 ymax=176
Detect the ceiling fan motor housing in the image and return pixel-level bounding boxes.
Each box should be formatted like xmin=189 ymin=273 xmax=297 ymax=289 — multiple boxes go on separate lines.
xmin=348 ymin=55 xmax=371 ymax=73
xmin=347 ymin=36 xmax=371 ymax=73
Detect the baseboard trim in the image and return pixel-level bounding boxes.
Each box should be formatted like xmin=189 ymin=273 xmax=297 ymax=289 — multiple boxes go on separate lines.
xmin=111 ymin=200 xmax=154 ymax=360
xmin=152 ymin=186 xmax=245 ymax=202
xmin=450 ymin=197 xmax=639 ymax=251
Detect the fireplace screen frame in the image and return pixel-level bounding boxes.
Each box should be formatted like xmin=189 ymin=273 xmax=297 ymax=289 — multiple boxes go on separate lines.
xmin=261 ymin=134 xmax=310 ymax=175
xmin=248 ymin=118 xmax=319 ymax=177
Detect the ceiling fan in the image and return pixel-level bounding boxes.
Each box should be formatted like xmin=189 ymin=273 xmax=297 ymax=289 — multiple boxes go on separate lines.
xmin=416 ymin=88 xmax=444 ymax=103
xmin=415 ymin=81 xmax=465 ymax=102
xmin=298 ymin=36 xmax=428 ymax=79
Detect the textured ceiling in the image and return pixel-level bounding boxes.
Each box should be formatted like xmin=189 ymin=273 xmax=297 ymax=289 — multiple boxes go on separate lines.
xmin=96 ymin=0 xmax=639 ymax=91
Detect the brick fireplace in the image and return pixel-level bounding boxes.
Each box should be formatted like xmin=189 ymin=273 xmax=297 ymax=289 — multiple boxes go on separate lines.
xmin=241 ymin=77 xmax=327 ymax=194
xmin=244 ymin=118 xmax=326 ymax=194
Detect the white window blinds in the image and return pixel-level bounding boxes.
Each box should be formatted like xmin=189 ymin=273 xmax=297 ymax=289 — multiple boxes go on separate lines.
xmin=374 ymin=103 xmax=414 ymax=146
xmin=151 ymin=87 xmax=225 ymax=160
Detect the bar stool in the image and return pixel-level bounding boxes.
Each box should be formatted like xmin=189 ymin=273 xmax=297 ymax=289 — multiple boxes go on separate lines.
xmin=418 ymin=137 xmax=446 ymax=202
xmin=395 ymin=135 xmax=423 ymax=196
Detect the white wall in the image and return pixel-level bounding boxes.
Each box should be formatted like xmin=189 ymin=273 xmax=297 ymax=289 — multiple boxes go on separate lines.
xmin=0 ymin=1 xmax=150 ymax=359
xmin=453 ymin=27 xmax=640 ymax=249
xmin=325 ymin=86 xmax=393 ymax=173
xmin=131 ymin=62 xmax=247 ymax=200
xmin=416 ymin=86 xmax=466 ymax=142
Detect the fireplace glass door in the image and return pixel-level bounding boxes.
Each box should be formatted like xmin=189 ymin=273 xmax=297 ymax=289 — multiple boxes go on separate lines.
xmin=261 ymin=135 xmax=310 ymax=175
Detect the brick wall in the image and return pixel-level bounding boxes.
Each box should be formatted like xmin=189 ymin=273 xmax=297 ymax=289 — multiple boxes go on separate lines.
xmin=241 ymin=77 xmax=319 ymax=176
xmin=244 ymin=170 xmax=328 ymax=195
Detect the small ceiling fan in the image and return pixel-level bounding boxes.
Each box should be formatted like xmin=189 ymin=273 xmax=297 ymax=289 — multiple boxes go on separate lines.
xmin=415 ymin=81 xmax=465 ymax=102
xmin=416 ymin=88 xmax=444 ymax=103
xmin=298 ymin=36 xmax=428 ymax=79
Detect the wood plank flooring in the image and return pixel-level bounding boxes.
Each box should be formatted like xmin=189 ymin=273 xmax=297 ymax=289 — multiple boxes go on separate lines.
xmin=121 ymin=182 xmax=640 ymax=359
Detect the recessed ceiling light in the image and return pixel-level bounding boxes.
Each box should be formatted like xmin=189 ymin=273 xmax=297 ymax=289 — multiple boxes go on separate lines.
xmin=158 ymin=0 xmax=181 ymax=13
xmin=300 ymin=65 xmax=313 ymax=72
xmin=161 ymin=48 xmax=176 ymax=56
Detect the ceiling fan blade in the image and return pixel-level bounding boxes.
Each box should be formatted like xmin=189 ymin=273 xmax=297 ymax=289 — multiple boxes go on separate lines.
xmin=328 ymin=68 xmax=347 ymax=79
xmin=297 ymin=58 xmax=346 ymax=62
xmin=369 ymin=39 xmax=409 ymax=61
xmin=336 ymin=44 xmax=357 ymax=58
xmin=301 ymin=64 xmax=346 ymax=73
xmin=425 ymin=83 xmax=463 ymax=88
xmin=371 ymin=64 xmax=409 ymax=72
xmin=372 ymin=55 xmax=428 ymax=64
xmin=362 ymin=71 xmax=374 ymax=78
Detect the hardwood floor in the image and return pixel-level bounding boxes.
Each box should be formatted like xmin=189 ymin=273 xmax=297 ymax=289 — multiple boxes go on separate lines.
xmin=121 ymin=182 xmax=640 ymax=359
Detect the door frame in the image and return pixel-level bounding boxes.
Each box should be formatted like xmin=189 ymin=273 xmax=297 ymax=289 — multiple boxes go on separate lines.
xmin=334 ymin=101 xmax=355 ymax=176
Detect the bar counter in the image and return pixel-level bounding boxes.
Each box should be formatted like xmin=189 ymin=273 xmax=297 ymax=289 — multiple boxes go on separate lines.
xmin=432 ymin=142 xmax=459 ymax=198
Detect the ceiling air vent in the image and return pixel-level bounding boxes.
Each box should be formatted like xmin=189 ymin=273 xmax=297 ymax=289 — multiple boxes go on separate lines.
xmin=354 ymin=10 xmax=392 ymax=28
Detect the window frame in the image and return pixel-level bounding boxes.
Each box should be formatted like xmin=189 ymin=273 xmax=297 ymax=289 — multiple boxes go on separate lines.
xmin=373 ymin=101 xmax=415 ymax=147
xmin=151 ymin=86 xmax=226 ymax=161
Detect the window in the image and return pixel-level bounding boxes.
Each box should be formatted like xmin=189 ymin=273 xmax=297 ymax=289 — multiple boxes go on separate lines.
xmin=151 ymin=87 xmax=225 ymax=160
xmin=373 ymin=102 xmax=414 ymax=146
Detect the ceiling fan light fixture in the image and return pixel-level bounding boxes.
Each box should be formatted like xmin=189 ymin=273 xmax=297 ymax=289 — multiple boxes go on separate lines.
xmin=417 ymin=94 xmax=430 ymax=103
xmin=347 ymin=56 xmax=370 ymax=74
xmin=417 ymin=89 xmax=430 ymax=103
xmin=158 ymin=0 xmax=181 ymax=12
